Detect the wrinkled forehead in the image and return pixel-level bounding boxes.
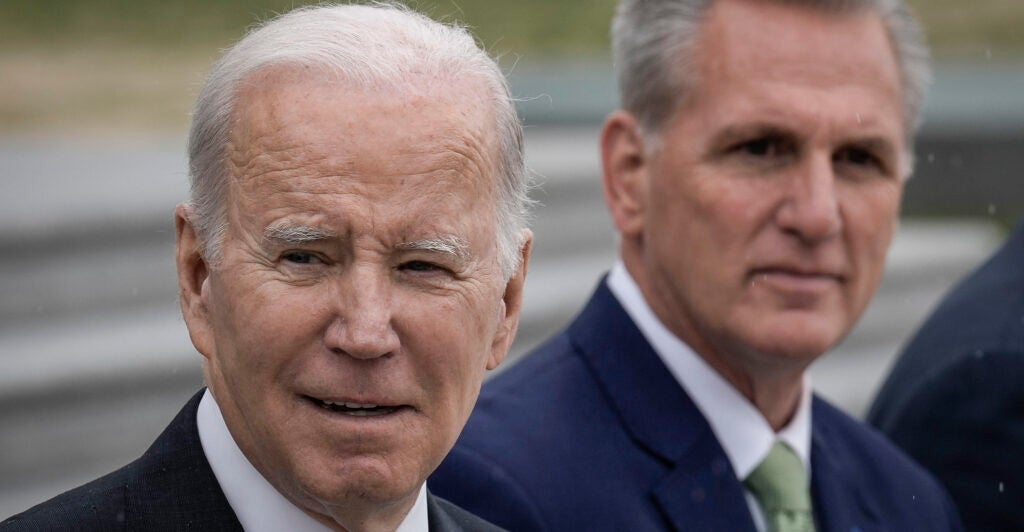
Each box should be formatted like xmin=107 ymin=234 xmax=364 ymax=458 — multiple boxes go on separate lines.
xmin=219 ymin=67 xmax=505 ymax=249
xmin=674 ymin=0 xmax=904 ymax=137
xmin=227 ymin=64 xmax=502 ymax=187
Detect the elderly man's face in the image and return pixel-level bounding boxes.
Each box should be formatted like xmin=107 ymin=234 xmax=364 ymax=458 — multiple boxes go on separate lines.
xmin=606 ymin=0 xmax=906 ymax=381
xmin=176 ymin=71 xmax=527 ymax=524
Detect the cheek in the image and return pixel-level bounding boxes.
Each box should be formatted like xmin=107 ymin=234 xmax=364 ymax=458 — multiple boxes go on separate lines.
xmin=841 ymin=186 xmax=901 ymax=302
xmin=209 ymin=276 xmax=327 ymax=377
xmin=844 ymin=185 xmax=900 ymax=256
xmin=658 ymin=180 xmax=771 ymax=279
xmin=662 ymin=167 xmax=771 ymax=232
xmin=398 ymin=295 xmax=495 ymax=395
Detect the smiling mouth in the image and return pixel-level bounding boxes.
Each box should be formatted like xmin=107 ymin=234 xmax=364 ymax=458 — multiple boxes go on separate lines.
xmin=306 ymin=396 xmax=401 ymax=417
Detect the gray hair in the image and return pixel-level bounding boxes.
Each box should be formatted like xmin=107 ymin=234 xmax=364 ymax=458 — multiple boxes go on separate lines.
xmin=187 ymin=3 xmax=531 ymax=278
xmin=612 ymin=0 xmax=931 ymax=144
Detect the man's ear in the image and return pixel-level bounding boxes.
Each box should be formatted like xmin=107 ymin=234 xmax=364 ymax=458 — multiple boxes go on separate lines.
xmin=175 ymin=203 xmax=216 ymax=360
xmin=601 ymin=111 xmax=650 ymax=239
xmin=487 ymin=230 xmax=533 ymax=371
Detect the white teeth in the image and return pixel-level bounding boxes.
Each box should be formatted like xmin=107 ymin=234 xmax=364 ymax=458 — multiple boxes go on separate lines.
xmin=318 ymin=400 xmax=379 ymax=409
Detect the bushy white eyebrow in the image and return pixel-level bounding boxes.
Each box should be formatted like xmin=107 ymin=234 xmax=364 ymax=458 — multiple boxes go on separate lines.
xmin=396 ymin=235 xmax=470 ymax=260
xmin=263 ymin=225 xmax=470 ymax=260
xmin=263 ymin=224 xmax=337 ymax=245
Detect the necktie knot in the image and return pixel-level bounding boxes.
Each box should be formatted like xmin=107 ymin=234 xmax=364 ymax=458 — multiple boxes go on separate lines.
xmin=745 ymin=441 xmax=815 ymax=532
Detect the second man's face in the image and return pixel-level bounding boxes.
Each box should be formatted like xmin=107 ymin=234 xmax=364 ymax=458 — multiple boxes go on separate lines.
xmin=617 ymin=0 xmax=907 ymax=379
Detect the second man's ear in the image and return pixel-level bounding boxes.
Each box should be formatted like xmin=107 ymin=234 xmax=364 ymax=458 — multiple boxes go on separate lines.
xmin=600 ymin=111 xmax=650 ymax=239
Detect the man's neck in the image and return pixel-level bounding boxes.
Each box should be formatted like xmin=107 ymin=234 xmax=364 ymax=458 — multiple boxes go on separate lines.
xmin=620 ymin=253 xmax=807 ymax=429
xmin=605 ymin=261 xmax=814 ymax=478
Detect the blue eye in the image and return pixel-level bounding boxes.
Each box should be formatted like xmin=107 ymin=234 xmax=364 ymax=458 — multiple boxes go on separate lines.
xmin=401 ymin=260 xmax=440 ymax=272
xmin=283 ymin=251 xmax=317 ymax=264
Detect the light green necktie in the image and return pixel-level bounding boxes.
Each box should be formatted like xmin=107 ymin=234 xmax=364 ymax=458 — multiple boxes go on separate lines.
xmin=744 ymin=442 xmax=816 ymax=532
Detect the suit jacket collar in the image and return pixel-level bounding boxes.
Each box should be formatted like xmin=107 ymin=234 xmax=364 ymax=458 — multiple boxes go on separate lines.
xmin=124 ymin=391 xmax=491 ymax=531
xmin=427 ymin=492 xmax=506 ymax=531
xmin=427 ymin=494 xmax=455 ymax=531
xmin=809 ymin=399 xmax=881 ymax=531
xmin=570 ymin=280 xmax=888 ymax=531
xmin=124 ymin=389 xmax=243 ymax=530
xmin=568 ymin=281 xmax=757 ymax=531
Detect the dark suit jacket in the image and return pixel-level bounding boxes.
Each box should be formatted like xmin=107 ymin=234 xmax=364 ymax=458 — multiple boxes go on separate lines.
xmin=430 ymin=281 xmax=962 ymax=531
xmin=869 ymin=221 xmax=1024 ymax=531
xmin=2 ymin=390 xmax=503 ymax=532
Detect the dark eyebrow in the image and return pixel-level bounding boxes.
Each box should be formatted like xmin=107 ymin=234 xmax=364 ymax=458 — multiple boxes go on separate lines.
xmin=710 ymin=123 xmax=797 ymax=149
xmin=713 ymin=125 xmax=901 ymax=159
xmin=263 ymin=224 xmax=338 ymax=246
xmin=720 ymin=122 xmax=790 ymax=142
xmin=838 ymin=136 xmax=898 ymax=159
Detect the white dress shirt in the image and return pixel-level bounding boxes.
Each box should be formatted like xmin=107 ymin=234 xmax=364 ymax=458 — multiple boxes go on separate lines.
xmin=607 ymin=262 xmax=813 ymax=532
xmin=197 ymin=389 xmax=429 ymax=532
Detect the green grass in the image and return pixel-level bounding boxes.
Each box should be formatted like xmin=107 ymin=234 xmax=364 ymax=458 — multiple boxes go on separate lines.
xmin=0 ymin=0 xmax=620 ymax=133
xmin=0 ymin=0 xmax=618 ymax=55
xmin=1 ymin=0 xmax=1021 ymax=56
xmin=1 ymin=0 xmax=1020 ymax=133
xmin=910 ymin=0 xmax=1024 ymax=58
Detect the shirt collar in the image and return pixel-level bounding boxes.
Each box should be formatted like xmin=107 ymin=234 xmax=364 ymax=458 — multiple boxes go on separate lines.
xmin=606 ymin=261 xmax=812 ymax=478
xmin=197 ymin=389 xmax=429 ymax=532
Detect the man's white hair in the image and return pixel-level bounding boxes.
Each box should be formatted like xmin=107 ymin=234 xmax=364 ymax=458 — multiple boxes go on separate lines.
xmin=188 ymin=2 xmax=531 ymax=278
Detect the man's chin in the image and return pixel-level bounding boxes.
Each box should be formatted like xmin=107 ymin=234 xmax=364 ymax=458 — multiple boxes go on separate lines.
xmin=292 ymin=458 xmax=424 ymax=509
xmin=287 ymin=474 xmax=422 ymax=532
xmin=742 ymin=318 xmax=849 ymax=366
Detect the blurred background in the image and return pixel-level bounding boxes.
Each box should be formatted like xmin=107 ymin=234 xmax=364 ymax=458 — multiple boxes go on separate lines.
xmin=1 ymin=0 xmax=1022 ymax=517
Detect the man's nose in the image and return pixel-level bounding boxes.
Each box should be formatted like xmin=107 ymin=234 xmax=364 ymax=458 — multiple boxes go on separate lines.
xmin=775 ymin=154 xmax=842 ymax=244
xmin=324 ymin=265 xmax=401 ymax=360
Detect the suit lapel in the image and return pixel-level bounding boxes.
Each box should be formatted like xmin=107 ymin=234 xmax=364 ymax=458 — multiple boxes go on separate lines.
xmin=569 ymin=282 xmax=757 ymax=532
xmin=427 ymin=491 xmax=505 ymax=531
xmin=651 ymin=430 xmax=761 ymax=531
xmin=428 ymin=492 xmax=460 ymax=532
xmin=124 ymin=390 xmax=243 ymax=531
xmin=809 ymin=398 xmax=880 ymax=532
xmin=121 ymin=393 xmax=494 ymax=531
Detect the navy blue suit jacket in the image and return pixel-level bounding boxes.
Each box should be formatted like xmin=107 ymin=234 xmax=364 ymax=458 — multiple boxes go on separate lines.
xmin=2 ymin=390 xmax=503 ymax=531
xmin=431 ymin=281 xmax=962 ymax=531
xmin=869 ymin=222 xmax=1024 ymax=531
